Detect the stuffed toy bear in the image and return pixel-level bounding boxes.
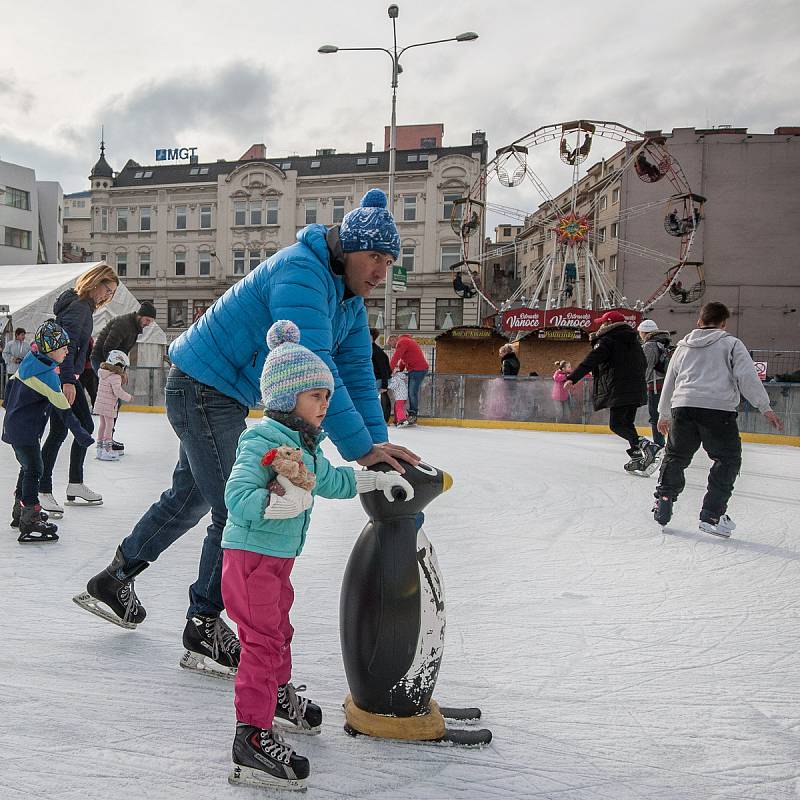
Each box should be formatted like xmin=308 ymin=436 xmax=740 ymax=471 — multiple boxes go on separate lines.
xmin=261 ymin=445 xmax=316 ymax=495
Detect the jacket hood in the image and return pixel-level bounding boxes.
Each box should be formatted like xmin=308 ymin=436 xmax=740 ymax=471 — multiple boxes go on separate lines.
xmin=16 ymin=351 xmax=57 ymax=381
xmin=297 ymin=224 xmax=334 ymax=270
xmin=297 ymin=224 xmax=349 ymax=300
xmin=679 ymin=328 xmax=730 ymax=349
xmin=594 ymin=321 xmax=635 ymax=340
xmin=53 ymin=288 xmax=79 ymax=316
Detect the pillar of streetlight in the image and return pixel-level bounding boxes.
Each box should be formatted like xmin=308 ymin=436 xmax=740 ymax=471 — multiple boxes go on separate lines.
xmin=384 ymin=71 xmax=398 ymax=347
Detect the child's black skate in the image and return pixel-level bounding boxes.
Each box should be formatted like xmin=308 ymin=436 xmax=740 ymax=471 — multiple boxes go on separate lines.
xmin=652 ymin=494 xmax=674 ymax=527
xmin=11 ymin=496 xmax=48 ymax=529
xmin=274 ymin=683 xmax=322 ymax=735
xmin=72 ymin=546 xmax=148 ymax=628
xmin=180 ymin=613 xmax=240 ymax=679
xmin=229 ymin=723 xmax=309 ymax=791
xmin=17 ymin=504 xmax=59 ymax=543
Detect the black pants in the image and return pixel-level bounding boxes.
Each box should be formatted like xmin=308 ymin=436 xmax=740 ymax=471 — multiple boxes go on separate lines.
xmin=13 ymin=444 xmax=44 ymax=506
xmin=40 ymin=385 xmax=94 ymax=491
xmin=647 ymin=389 xmax=665 ymax=447
xmin=608 ymin=404 xmax=641 ymax=451
xmin=380 ymin=390 xmax=392 ymax=423
xmin=656 ymin=407 xmax=742 ymax=517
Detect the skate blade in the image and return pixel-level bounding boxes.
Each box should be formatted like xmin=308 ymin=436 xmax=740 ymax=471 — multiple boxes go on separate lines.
xmin=17 ymin=534 xmax=59 ymax=544
xmin=72 ymin=592 xmax=138 ymax=630
xmin=65 ymin=498 xmax=103 ymax=505
xmin=273 ymin=717 xmax=322 ymax=736
xmin=40 ymin=511 xmax=63 ymax=519
xmin=179 ymin=649 xmax=237 ymax=680
xmin=228 ymin=765 xmax=307 ymax=792
xmin=698 ymin=522 xmax=732 ymax=538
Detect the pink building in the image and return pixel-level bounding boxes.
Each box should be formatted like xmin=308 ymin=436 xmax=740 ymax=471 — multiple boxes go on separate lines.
xmin=384 ymin=123 xmax=444 ymax=150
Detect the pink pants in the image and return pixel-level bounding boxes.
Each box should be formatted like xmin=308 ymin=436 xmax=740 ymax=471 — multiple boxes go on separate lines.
xmin=394 ymin=399 xmax=407 ymax=422
xmin=222 ymin=549 xmax=295 ymax=729
xmin=97 ymin=415 xmax=116 ymax=441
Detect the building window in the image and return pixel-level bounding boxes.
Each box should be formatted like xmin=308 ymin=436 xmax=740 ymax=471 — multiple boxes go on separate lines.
xmin=403 ymin=195 xmax=417 ymax=222
xmin=175 ymin=205 xmax=187 ymax=230
xmin=440 ymin=243 xmax=461 ymax=272
xmin=435 ymin=298 xmax=463 ymax=330
xmin=599 ymin=195 xmax=608 ymax=211
xmin=597 ymin=227 xmax=606 ymax=243
xmin=117 ymin=208 xmax=128 ymax=232
xmin=612 ymin=187 xmax=620 ymax=204
xmin=401 ymin=245 xmax=415 ymax=272
xmin=175 ymin=251 xmax=186 ymax=276
xmin=100 ymin=207 xmax=108 ymax=232
xmin=356 ymin=158 xmax=367 ymax=166
xmin=3 ymin=186 xmax=31 ymax=210
xmin=611 ymin=222 xmax=619 ymax=238
xmin=503 ymin=227 xmax=511 ymax=237
xmin=168 ymin=300 xmax=187 ymax=328
xmin=266 ymin=199 xmax=279 ymax=225
xmin=200 ymin=204 xmax=212 ymax=229
xmin=199 ymin=167 xmax=209 ymax=175
xmin=249 ymin=202 xmax=262 ymax=226
xmin=139 ymin=252 xmax=150 ymax=277
xmin=116 ymin=252 xmax=127 ymax=277
xmin=234 ymin=201 xmax=247 ymax=226
xmin=365 ymin=299 xmax=384 ymax=328
xmin=233 ymin=249 xmax=245 ymax=276
xmin=418 ymin=153 xmax=430 ymax=162
xmin=310 ymin=161 xmax=320 ymax=169
xmin=64 ymin=223 xmax=69 ymax=233
xmin=407 ymin=154 xmax=418 ymax=162
xmin=368 ymin=157 xmax=379 ymax=165
xmin=395 ymin=298 xmax=420 ymax=331
xmin=610 ymin=254 xmax=618 ymax=271
xmin=199 ymin=251 xmax=211 ymax=276
xmin=280 ymin=162 xmax=291 ymax=170
xmin=4 ymin=226 xmax=32 ymax=249
xmin=598 ymin=258 xmax=606 ymax=271
xmin=193 ymin=300 xmax=212 ymax=322
xmin=305 ymin=200 xmax=317 ymax=225
xmin=140 ymin=206 xmax=151 ymax=231
xmin=332 ymin=198 xmax=345 ymax=224
xmin=249 ymin=249 xmax=261 ymax=271
xmin=143 ymin=171 xmax=152 ymax=178
xmin=442 ymin=193 xmax=461 ymax=221
xmin=189 ymin=168 xmax=199 ymax=176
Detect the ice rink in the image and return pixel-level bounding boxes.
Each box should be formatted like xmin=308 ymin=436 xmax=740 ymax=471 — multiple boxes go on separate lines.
xmin=2 ymin=412 xmax=799 ymax=799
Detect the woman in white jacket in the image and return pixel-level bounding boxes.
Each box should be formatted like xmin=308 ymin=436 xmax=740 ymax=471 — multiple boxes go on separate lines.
xmin=652 ymin=302 xmax=783 ymax=535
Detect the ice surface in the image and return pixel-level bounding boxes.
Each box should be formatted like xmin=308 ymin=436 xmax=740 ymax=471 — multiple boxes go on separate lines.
xmin=2 ymin=413 xmax=799 ymax=799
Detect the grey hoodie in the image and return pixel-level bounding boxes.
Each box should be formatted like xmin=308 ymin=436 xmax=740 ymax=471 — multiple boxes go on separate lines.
xmin=658 ymin=328 xmax=771 ymax=418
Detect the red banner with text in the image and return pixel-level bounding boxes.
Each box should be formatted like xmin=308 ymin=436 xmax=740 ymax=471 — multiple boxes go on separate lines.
xmin=501 ymin=306 xmax=641 ymax=333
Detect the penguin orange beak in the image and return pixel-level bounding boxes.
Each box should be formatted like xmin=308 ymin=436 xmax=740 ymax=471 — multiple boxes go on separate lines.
xmin=442 ymin=471 xmax=453 ymax=492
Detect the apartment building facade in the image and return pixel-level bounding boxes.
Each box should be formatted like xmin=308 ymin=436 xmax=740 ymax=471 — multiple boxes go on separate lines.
xmin=66 ymin=131 xmax=487 ymax=341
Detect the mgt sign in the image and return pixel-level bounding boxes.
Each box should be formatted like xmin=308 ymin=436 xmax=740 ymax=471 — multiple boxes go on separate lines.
xmin=155 ymin=147 xmax=198 ymax=161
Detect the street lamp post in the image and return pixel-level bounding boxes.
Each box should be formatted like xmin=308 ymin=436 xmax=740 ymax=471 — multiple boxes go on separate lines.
xmin=319 ymin=6 xmax=477 ymax=345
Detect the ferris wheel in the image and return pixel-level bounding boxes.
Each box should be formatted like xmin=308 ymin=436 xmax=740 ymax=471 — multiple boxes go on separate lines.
xmin=451 ymin=119 xmax=706 ymax=318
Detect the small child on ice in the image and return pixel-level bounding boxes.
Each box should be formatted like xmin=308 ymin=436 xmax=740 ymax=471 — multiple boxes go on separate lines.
xmin=92 ymin=349 xmax=132 ymax=461
xmin=221 ymin=320 xmax=412 ymax=791
xmin=551 ymin=360 xmax=572 ymax=420
xmin=1 ymin=321 xmax=93 ymax=543
xmin=388 ymin=364 xmax=409 ymax=426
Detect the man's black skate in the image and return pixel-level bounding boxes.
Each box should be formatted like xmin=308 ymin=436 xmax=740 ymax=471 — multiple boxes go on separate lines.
xmin=72 ymin=546 xmax=148 ymax=629
xmin=274 ymin=683 xmax=322 ymax=735
xmin=625 ymin=439 xmax=659 ymax=477
xmin=652 ymin=494 xmax=674 ymax=527
xmin=229 ymin=723 xmax=309 ymax=791
xmin=17 ymin=504 xmax=59 ymax=543
xmin=180 ymin=614 xmax=240 ymax=679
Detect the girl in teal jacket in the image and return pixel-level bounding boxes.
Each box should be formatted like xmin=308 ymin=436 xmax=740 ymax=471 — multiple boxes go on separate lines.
xmin=221 ymin=320 xmax=411 ymax=791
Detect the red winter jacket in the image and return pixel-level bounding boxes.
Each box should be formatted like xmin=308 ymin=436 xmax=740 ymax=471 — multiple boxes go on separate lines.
xmin=390 ymin=335 xmax=429 ymax=372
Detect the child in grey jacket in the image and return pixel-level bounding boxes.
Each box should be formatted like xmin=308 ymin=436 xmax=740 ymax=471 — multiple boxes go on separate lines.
xmin=652 ymin=302 xmax=783 ymax=535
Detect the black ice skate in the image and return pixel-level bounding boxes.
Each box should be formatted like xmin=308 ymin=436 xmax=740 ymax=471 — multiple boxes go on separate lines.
xmin=72 ymin=546 xmax=148 ymax=629
xmin=11 ymin=496 xmax=21 ymax=528
xmin=229 ymin=723 xmax=309 ymax=791
xmin=274 ymin=683 xmax=322 ymax=735
xmin=111 ymin=439 xmax=125 ymax=455
xmin=652 ymin=494 xmax=674 ymax=527
xmin=625 ymin=439 xmax=659 ymax=477
xmin=17 ymin=504 xmax=59 ymax=543
xmin=180 ymin=613 xmax=240 ymax=679
xmin=699 ymin=510 xmax=736 ymax=538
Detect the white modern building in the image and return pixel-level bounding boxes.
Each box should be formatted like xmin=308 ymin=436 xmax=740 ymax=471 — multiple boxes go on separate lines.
xmin=0 ymin=159 xmax=63 ymax=265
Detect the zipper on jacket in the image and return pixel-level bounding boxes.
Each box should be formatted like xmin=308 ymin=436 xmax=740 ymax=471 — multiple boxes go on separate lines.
xmin=251 ymin=351 xmax=258 ymax=368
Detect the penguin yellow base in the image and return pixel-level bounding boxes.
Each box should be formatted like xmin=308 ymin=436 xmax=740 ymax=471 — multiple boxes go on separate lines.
xmin=343 ymin=694 xmax=446 ymax=741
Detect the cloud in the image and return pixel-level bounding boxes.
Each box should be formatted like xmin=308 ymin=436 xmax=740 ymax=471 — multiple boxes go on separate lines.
xmin=0 ymin=75 xmax=34 ymax=115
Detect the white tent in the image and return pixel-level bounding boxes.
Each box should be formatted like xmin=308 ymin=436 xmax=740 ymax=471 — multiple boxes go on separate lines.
xmin=0 ymin=262 xmax=167 ymax=368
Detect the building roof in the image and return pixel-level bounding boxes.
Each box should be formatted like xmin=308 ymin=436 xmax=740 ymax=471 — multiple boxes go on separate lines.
xmin=65 ymin=190 xmax=91 ymax=199
xmin=111 ymin=144 xmax=487 ymax=188
xmin=90 ymin=143 xmax=114 ymax=178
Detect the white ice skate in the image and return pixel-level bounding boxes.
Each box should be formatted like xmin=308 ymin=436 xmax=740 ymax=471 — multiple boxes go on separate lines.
xmin=699 ymin=513 xmax=736 ymax=538
xmin=97 ymin=442 xmax=119 ymax=461
xmin=65 ymin=483 xmax=103 ymax=505
xmin=39 ymin=492 xmax=64 ymax=518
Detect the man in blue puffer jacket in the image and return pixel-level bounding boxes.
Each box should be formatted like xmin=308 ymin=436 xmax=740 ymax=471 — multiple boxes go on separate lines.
xmin=74 ymin=189 xmax=419 ymax=676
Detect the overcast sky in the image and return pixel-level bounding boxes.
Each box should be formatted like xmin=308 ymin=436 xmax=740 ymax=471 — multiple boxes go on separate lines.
xmin=2 ymin=0 xmax=798 ymax=225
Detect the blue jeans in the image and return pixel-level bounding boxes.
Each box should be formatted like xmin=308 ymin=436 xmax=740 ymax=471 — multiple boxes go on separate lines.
xmin=120 ymin=368 xmax=248 ymax=617
xmin=407 ymin=370 xmax=428 ymax=416
xmin=13 ymin=444 xmax=44 ymax=506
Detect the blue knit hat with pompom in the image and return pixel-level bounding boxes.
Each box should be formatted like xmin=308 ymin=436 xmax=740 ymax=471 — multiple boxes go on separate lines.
xmin=338 ymin=188 xmax=400 ymax=259
xmin=260 ymin=320 xmax=335 ymax=412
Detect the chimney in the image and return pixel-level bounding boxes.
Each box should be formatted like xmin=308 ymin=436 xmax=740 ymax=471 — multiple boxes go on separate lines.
xmin=239 ymin=143 xmax=267 ymax=160
xmin=366 ymin=142 xmax=374 ymax=153
xmin=471 ymin=130 xmax=486 ymax=146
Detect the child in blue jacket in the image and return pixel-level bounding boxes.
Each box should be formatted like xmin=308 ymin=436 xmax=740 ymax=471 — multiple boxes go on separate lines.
xmin=2 ymin=321 xmax=94 ymax=542
xmin=221 ymin=320 xmax=412 ymax=792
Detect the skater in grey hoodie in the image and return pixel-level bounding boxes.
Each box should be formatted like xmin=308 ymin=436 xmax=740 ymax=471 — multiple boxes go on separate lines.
xmin=652 ymin=302 xmax=783 ymax=535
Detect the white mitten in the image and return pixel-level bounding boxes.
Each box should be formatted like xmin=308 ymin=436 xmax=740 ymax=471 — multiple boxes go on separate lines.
xmin=354 ymin=470 xmax=414 ymax=502
xmin=263 ymin=475 xmax=314 ymax=519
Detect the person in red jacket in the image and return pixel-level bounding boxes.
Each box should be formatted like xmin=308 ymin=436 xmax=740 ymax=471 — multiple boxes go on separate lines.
xmin=389 ymin=334 xmax=429 ymax=423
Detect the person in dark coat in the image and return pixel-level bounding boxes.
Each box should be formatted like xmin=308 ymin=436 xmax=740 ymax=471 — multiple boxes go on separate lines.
xmin=370 ymin=328 xmax=392 ymax=423
xmin=39 ymin=264 xmax=119 ymax=513
xmin=91 ymin=302 xmax=156 ymax=371
xmin=499 ymin=343 xmax=520 ymax=376
xmin=564 ymin=310 xmax=658 ymax=471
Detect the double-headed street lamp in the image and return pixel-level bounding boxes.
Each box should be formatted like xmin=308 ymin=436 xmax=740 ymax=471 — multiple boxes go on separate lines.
xmin=319 ymin=5 xmax=478 ymax=344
